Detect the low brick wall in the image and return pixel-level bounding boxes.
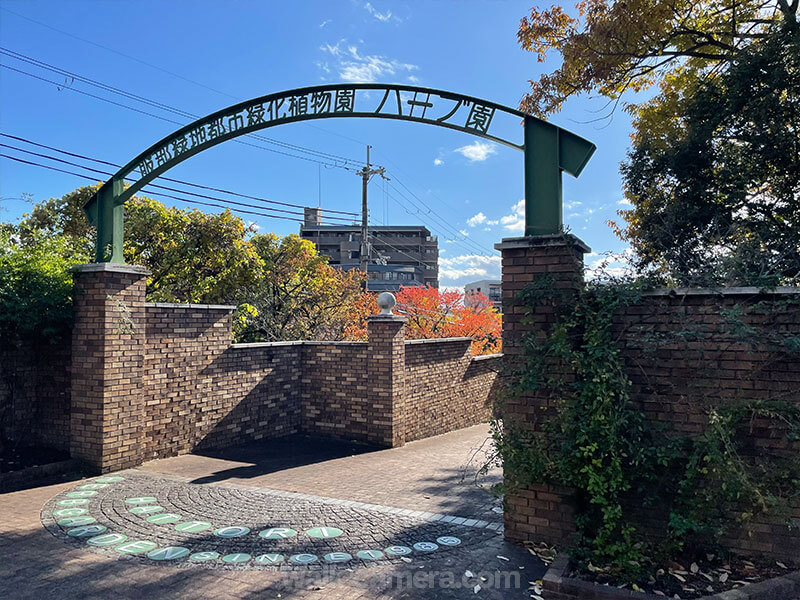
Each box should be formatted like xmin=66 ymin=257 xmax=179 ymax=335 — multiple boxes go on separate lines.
xmin=141 ymin=304 xmax=304 ymax=460
xmin=404 ymin=338 xmax=500 ymax=441
xmin=140 ymin=308 xmax=500 ymax=456
xmin=8 ymin=264 xmax=500 ymax=471
xmin=501 ymin=262 xmax=800 ymax=560
xmin=301 ymin=342 xmax=369 ymax=439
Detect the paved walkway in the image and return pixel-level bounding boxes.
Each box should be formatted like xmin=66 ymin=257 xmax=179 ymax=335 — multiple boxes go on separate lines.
xmin=0 ymin=425 xmax=545 ymax=599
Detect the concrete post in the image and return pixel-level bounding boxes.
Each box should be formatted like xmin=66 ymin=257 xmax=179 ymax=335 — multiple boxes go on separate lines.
xmin=70 ymin=263 xmax=149 ymax=473
xmin=494 ymin=234 xmax=589 ymax=544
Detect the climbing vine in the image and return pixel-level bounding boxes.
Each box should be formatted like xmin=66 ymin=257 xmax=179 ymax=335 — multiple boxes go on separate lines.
xmin=489 ymin=275 xmax=800 ymax=582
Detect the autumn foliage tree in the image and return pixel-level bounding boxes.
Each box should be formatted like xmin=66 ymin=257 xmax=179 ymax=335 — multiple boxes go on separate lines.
xmin=519 ymin=1 xmax=799 ymax=284
xmin=341 ymin=286 xmax=502 ymax=355
xmin=518 ymin=0 xmax=797 ymax=118
xmin=234 ymin=234 xmax=365 ymax=342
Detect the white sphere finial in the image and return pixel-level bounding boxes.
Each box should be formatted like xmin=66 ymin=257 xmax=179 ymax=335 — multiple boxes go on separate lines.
xmin=377 ymin=292 xmax=396 ymax=315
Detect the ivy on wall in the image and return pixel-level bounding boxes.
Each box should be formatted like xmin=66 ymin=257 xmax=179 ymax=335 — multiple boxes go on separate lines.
xmin=489 ymin=274 xmax=800 ymax=582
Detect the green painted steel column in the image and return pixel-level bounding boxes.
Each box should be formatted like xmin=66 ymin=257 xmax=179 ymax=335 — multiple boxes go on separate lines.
xmin=523 ymin=116 xmax=562 ymax=236
xmin=86 ymin=179 xmax=125 ymax=263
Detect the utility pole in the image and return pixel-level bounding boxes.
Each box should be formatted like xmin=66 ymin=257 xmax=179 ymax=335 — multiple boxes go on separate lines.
xmin=356 ymin=145 xmax=389 ymax=285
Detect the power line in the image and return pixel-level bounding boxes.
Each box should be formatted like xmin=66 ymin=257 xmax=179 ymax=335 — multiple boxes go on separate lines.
xmin=367 ymin=231 xmax=429 ymax=269
xmin=384 ymin=173 xmax=494 ymax=256
xmin=0 ymin=153 xmax=305 ymax=224
xmin=0 ymin=47 xmax=498 ymax=251
xmin=0 ymin=6 xmax=243 ymax=101
xmin=0 ymin=47 xmax=364 ymax=167
xmin=0 ymin=6 xmax=374 ymax=154
xmin=367 ymin=174 xmax=493 ymax=257
xmin=1 ymin=133 xmax=359 ymax=217
xmin=0 ymin=142 xmax=357 ymax=223
xmin=374 ymin=182 xmax=492 ymax=258
xmin=0 ymin=62 xmax=359 ymax=171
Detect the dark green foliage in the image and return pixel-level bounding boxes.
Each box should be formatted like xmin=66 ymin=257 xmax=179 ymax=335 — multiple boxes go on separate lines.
xmin=620 ymin=30 xmax=800 ymax=286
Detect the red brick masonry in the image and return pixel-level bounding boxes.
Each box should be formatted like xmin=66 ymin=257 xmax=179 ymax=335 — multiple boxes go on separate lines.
xmin=497 ymin=235 xmax=800 ymax=562
xmin=61 ymin=263 xmax=502 ymax=473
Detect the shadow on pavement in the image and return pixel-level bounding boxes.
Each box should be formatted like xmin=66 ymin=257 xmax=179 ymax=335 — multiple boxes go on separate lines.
xmin=189 ymin=434 xmax=382 ymax=485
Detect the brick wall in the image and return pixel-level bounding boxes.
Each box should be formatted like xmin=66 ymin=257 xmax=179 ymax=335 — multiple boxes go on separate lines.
xmin=2 ymin=263 xmax=499 ymax=472
xmin=498 ymin=235 xmax=800 ymax=561
xmin=138 ymin=307 xmax=496 ymax=457
xmin=404 ymin=338 xmax=500 ymax=442
xmin=71 ymin=264 xmax=149 ymax=472
xmin=301 ymin=342 xmax=369 ymax=440
xmin=497 ymin=235 xmax=587 ymax=546
xmin=616 ymin=289 xmax=800 ymax=559
xmin=141 ymin=305 xmax=303 ymax=460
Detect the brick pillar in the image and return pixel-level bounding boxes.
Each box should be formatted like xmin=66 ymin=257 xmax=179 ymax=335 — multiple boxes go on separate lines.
xmin=367 ymin=314 xmax=407 ymax=448
xmin=71 ymin=263 xmax=150 ymax=473
xmin=495 ymin=234 xmax=589 ymax=545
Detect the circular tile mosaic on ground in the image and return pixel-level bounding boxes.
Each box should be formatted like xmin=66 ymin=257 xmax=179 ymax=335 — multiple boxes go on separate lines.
xmin=42 ymin=471 xmax=500 ymax=570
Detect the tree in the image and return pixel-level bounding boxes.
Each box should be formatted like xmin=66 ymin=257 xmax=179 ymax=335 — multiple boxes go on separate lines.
xmin=617 ymin=29 xmax=800 ymax=285
xmin=393 ymin=285 xmax=502 ymax=355
xmin=235 ymin=233 xmax=366 ymax=342
xmin=18 ymin=186 xmax=263 ymax=304
xmin=0 ymin=229 xmax=88 ymax=344
xmin=124 ymin=196 xmax=262 ymax=304
xmin=518 ymin=0 xmax=797 ymax=118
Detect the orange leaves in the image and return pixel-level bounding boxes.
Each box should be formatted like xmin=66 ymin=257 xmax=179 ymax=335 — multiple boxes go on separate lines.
xmin=518 ymin=6 xmax=578 ymax=60
xmin=394 ymin=285 xmax=502 ymax=355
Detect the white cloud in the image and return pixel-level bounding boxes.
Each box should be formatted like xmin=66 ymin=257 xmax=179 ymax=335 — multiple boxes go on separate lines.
xmin=364 ymin=2 xmax=397 ymax=22
xmin=320 ymin=42 xmax=343 ymax=57
xmin=454 ymin=141 xmax=497 ymax=162
xmin=440 ymin=266 xmax=488 ymax=280
xmin=407 ymin=75 xmax=420 ymax=83
xmin=459 ymin=229 xmax=469 ymax=237
xmin=440 ymin=254 xmax=501 ymax=268
xmin=319 ymin=19 xmax=331 ymax=28
xmin=618 ymin=198 xmax=633 ymax=206
xmin=499 ymin=199 xmax=525 ymax=232
xmin=486 ymin=219 xmax=499 ymax=225
xmin=466 ymin=212 xmax=486 ymax=227
xmin=433 ymin=158 xmax=443 ymax=166
xmin=321 ymin=42 xmax=417 ymax=83
xmin=439 ymin=253 xmax=501 ymax=284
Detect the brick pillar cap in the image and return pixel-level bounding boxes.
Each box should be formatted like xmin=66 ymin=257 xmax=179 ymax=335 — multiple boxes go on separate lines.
xmin=494 ymin=233 xmax=591 ymax=254
xmin=367 ymin=314 xmax=407 ymax=323
xmin=72 ymin=262 xmax=151 ymax=275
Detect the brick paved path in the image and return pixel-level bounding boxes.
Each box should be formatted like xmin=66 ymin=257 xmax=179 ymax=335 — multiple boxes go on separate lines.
xmin=0 ymin=425 xmax=546 ymax=599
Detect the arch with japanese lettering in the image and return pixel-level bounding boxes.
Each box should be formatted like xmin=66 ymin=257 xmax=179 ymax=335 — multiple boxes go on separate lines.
xmin=84 ymin=83 xmax=596 ymax=262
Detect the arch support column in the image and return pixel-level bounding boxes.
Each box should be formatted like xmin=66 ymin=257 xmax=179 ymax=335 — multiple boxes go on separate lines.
xmin=495 ymin=234 xmax=589 ymax=544
xmin=70 ymin=263 xmax=149 ymax=473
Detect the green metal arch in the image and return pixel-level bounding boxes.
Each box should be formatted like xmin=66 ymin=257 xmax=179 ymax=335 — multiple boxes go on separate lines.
xmin=85 ymin=83 xmax=595 ymax=262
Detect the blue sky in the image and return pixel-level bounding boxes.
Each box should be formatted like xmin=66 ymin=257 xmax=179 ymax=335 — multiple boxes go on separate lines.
xmin=0 ymin=0 xmax=636 ymax=288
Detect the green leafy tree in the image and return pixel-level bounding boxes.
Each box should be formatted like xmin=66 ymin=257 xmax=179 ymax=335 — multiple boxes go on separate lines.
xmin=0 ymin=229 xmax=88 ymax=344
xmin=18 ymin=186 xmax=263 ymax=304
xmin=618 ymin=30 xmax=800 ymax=285
xmin=124 ymin=196 xmax=262 ymax=304
xmin=519 ymin=1 xmax=799 ymax=284
xmin=235 ymin=233 xmax=365 ymax=342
